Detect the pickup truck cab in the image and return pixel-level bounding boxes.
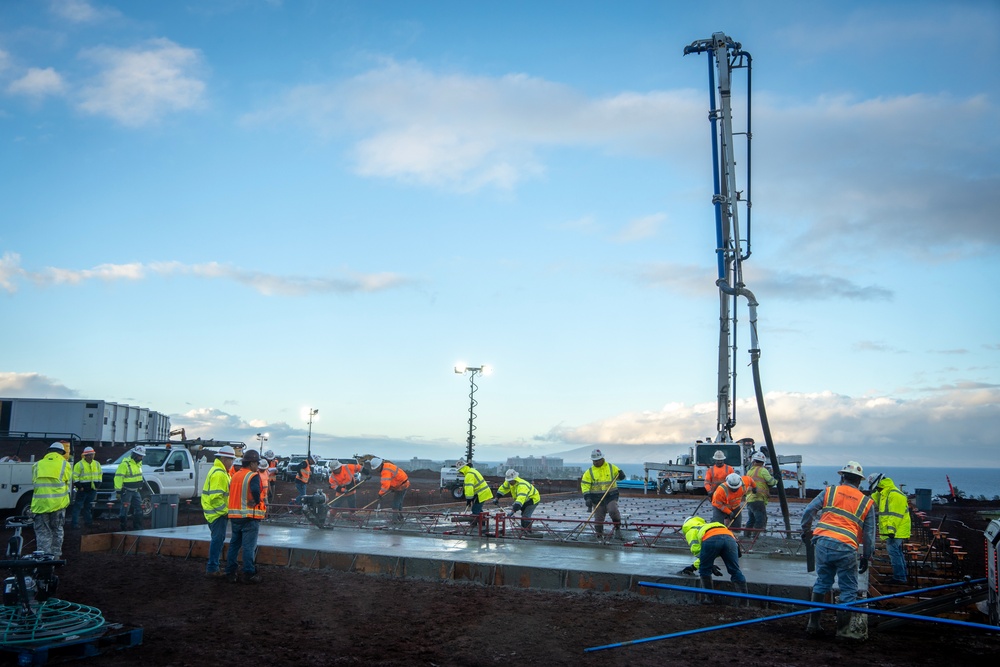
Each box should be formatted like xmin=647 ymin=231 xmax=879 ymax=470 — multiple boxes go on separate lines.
xmin=96 ymin=446 xmax=215 ymax=517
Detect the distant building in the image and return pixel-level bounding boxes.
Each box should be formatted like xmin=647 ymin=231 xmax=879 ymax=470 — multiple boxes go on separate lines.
xmin=503 ymin=455 xmax=582 ymax=480
xmin=400 ymin=457 xmax=439 ymax=471
xmin=0 ymin=398 xmax=171 ymax=447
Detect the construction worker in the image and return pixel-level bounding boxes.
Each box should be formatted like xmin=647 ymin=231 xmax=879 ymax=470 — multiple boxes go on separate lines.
xmin=868 ymin=473 xmax=912 ymax=584
xmin=580 ymin=448 xmax=627 ymax=540
xmin=31 ymin=442 xmax=72 ymax=558
xmin=744 ymin=452 xmax=779 ymax=532
xmin=294 ymin=455 xmax=313 ymax=504
xmin=456 ymin=458 xmax=493 ymax=519
xmin=70 ymin=446 xmax=101 ymax=529
xmin=703 ymin=450 xmax=734 ymax=494
xmin=711 ymin=472 xmax=755 ymax=529
xmin=369 ymin=457 xmax=410 ymax=522
xmin=202 ymin=445 xmax=236 ymax=578
xmin=114 ymin=445 xmax=146 ymax=531
xmin=263 ymin=450 xmax=277 ymax=504
xmin=226 ymin=449 xmax=265 ymax=583
xmin=328 ymin=459 xmax=364 ymax=510
xmin=681 ymin=516 xmax=747 ymax=603
xmin=800 ymin=461 xmax=875 ymax=637
xmin=494 ymin=469 xmax=542 ymax=537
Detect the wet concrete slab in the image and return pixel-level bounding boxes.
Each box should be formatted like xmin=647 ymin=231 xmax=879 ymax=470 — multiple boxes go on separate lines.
xmin=82 ymin=495 xmax=818 ymax=601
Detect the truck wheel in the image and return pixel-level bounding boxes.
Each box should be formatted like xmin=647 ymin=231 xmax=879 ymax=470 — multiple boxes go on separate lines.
xmin=14 ymin=493 xmax=33 ymax=518
xmin=451 ymin=485 xmax=464 ymax=500
xmin=140 ymin=490 xmax=154 ymax=518
xmin=659 ymin=481 xmax=674 ymax=495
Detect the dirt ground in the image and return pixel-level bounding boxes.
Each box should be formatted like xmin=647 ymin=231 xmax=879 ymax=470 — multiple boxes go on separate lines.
xmin=3 ymin=475 xmax=998 ymax=667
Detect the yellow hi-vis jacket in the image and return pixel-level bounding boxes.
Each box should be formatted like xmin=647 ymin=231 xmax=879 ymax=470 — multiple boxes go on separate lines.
xmin=745 ymin=464 xmax=778 ymax=503
xmin=72 ymin=457 xmax=102 ymax=490
xmin=497 ymin=478 xmax=540 ymax=509
xmin=580 ymin=462 xmax=624 ymax=503
xmin=114 ymin=457 xmax=144 ymax=491
xmin=871 ymin=477 xmax=912 ymax=539
xmin=31 ymin=452 xmax=71 ymax=514
xmin=201 ymin=459 xmax=232 ymax=524
xmin=460 ymin=464 xmax=493 ymax=502
xmin=684 ymin=522 xmax=735 ymax=569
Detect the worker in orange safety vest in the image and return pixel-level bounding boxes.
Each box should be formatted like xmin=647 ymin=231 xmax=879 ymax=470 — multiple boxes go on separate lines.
xmin=328 ymin=460 xmax=364 ymax=510
xmin=711 ymin=473 xmax=755 ymax=529
xmin=367 ymin=457 xmax=409 ymax=522
xmin=703 ymin=450 xmax=735 ymax=494
xmin=226 ymin=449 xmax=266 ymax=584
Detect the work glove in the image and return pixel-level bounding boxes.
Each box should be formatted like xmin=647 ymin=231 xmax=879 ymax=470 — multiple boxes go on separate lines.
xmin=681 ymin=565 xmax=697 ymax=576
xmin=712 ymin=565 xmax=723 ymax=577
xmin=492 ymin=497 xmax=500 ymax=506
xmin=336 ymin=486 xmax=347 ymax=495
xmin=617 ymin=469 xmax=626 ymax=481
xmin=511 ymin=503 xmax=522 ymax=513
xmin=858 ymin=557 xmax=869 ymax=574
xmin=800 ymin=529 xmax=813 ymax=543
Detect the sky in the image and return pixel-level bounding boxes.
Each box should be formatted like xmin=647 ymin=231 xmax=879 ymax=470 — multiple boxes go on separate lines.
xmin=1 ymin=0 xmax=998 ymax=468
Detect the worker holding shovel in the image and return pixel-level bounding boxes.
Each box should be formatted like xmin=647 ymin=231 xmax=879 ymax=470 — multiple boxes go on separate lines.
xmin=580 ymin=449 xmax=627 ymax=540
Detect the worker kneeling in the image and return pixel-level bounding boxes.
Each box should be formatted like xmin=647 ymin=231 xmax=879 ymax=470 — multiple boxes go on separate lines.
xmin=682 ymin=516 xmax=748 ymax=604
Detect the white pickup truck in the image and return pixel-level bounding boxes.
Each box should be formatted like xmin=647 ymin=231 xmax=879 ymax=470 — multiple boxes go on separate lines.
xmin=95 ymin=445 xmax=216 ymax=518
xmin=0 ymin=461 xmax=37 ymax=515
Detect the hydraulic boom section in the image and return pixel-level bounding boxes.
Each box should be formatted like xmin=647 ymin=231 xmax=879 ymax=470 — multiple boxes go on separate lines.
xmin=684 ymin=33 xmax=754 ymax=443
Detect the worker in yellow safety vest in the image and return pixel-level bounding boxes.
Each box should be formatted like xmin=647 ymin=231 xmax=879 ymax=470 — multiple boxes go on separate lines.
xmin=744 ymin=452 xmax=778 ymax=532
xmin=31 ymin=442 xmax=72 ymax=558
xmin=202 ymin=445 xmax=236 ymax=578
xmin=581 ymin=448 xmax=627 ymax=540
xmin=114 ymin=445 xmax=146 ymax=531
xmin=494 ymin=469 xmax=542 ymax=536
xmin=867 ymin=473 xmax=912 ymax=584
xmin=71 ymin=446 xmax=102 ymax=529
xmin=456 ymin=458 xmax=493 ymax=518
xmin=682 ymin=516 xmax=747 ymax=603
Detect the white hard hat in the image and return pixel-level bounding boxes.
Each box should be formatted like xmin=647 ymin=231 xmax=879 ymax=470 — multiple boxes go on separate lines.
xmin=82 ymin=446 xmax=96 ymax=455
xmin=867 ymin=473 xmax=884 ymax=488
xmin=751 ymin=452 xmax=766 ymax=463
xmin=133 ymin=445 xmax=146 ymax=457
xmin=504 ymin=469 xmax=518 ymax=481
xmin=49 ymin=442 xmax=66 ymax=451
xmin=682 ymin=516 xmax=706 ymax=534
xmin=263 ymin=450 xmax=274 ymax=459
xmin=455 ymin=458 xmax=467 ymax=468
xmin=725 ymin=473 xmax=742 ymax=490
xmin=839 ymin=461 xmax=864 ymax=478
xmin=590 ymin=449 xmax=604 ymax=461
xmin=217 ymin=446 xmax=236 ymax=458
xmin=369 ymin=457 xmax=383 ymax=469
xmin=330 ymin=460 xmax=343 ymax=470
xmin=713 ymin=450 xmax=726 ymax=461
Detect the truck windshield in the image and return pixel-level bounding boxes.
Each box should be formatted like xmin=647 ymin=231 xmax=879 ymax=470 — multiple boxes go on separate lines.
xmin=696 ymin=444 xmax=740 ymax=467
xmin=114 ymin=449 xmax=169 ymax=467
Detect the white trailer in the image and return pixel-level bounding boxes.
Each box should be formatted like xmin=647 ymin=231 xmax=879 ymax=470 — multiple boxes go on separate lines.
xmin=0 ymin=398 xmax=171 ymax=446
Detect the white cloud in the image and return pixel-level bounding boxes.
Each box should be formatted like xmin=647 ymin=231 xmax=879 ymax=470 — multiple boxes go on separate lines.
xmin=541 ymin=385 xmax=1000 ymax=465
xmin=0 ymin=254 xmax=410 ymax=296
xmin=0 ymin=372 xmax=78 ymax=398
xmin=242 ymin=59 xmax=704 ymax=191
xmin=48 ymin=0 xmax=119 ymax=23
xmin=77 ymin=38 xmax=206 ymax=126
xmin=6 ymin=67 xmax=66 ymax=99
xmin=615 ymin=213 xmax=665 ymax=243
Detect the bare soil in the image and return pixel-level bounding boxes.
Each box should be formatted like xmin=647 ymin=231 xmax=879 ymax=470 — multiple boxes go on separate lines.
xmin=2 ymin=475 xmax=997 ymax=667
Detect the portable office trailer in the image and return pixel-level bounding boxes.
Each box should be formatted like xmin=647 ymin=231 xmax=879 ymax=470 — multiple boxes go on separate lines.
xmin=0 ymin=398 xmax=170 ymax=446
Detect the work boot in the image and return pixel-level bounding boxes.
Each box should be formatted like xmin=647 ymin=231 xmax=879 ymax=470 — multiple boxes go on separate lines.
xmin=805 ymin=592 xmax=825 ymax=637
xmin=699 ymin=575 xmax=715 ymax=605
xmin=836 ymin=609 xmax=868 ymax=641
xmin=738 ymin=581 xmax=750 ymax=607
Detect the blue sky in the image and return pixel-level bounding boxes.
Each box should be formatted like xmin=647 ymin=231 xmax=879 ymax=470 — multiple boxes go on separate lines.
xmin=1 ymin=1 xmax=998 ymax=467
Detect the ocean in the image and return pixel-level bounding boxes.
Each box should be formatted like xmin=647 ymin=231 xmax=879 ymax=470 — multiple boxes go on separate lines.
xmin=598 ymin=464 xmax=999 ymax=499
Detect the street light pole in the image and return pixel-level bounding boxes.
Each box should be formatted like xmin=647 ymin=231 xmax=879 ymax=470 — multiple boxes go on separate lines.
xmin=256 ymin=432 xmax=268 ymax=452
xmin=306 ymin=408 xmax=319 ymax=460
xmin=454 ymin=365 xmax=490 ymax=464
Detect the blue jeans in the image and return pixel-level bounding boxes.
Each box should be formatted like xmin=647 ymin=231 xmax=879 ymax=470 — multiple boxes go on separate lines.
xmin=72 ymin=488 xmax=97 ymax=527
xmin=227 ymin=519 xmax=260 ymax=575
xmin=698 ymin=535 xmax=745 ymax=583
xmin=294 ymin=481 xmax=308 ymax=504
xmin=813 ymin=537 xmax=860 ymax=604
xmin=886 ymin=536 xmax=907 ymax=581
xmin=744 ymin=501 xmax=768 ymax=532
xmin=520 ymin=501 xmax=538 ymax=530
xmin=712 ymin=506 xmax=743 ymax=530
xmin=119 ymin=488 xmax=144 ymax=530
xmin=206 ymin=516 xmax=228 ymax=573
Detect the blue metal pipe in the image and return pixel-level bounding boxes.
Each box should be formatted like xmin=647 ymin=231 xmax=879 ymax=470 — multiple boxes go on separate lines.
xmin=585 ymin=578 xmax=987 ymax=652
xmin=639 ymin=581 xmax=999 ymax=631
xmin=707 ymin=50 xmax=725 ymax=280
